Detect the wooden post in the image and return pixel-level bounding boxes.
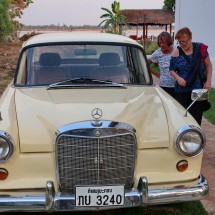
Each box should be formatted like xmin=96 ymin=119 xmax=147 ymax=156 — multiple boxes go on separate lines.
xmin=136 ymin=17 xmax=138 ymax=39
xmin=142 ymin=25 xmax=144 ymax=41
xmin=170 ymin=23 xmax=172 ymax=36
xmin=146 ymin=24 xmax=148 ymax=38
xmin=143 ymin=17 xmax=146 ymax=50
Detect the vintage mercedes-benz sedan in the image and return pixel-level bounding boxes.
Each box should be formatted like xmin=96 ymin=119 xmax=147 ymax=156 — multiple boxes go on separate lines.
xmin=0 ymin=32 xmax=208 ymax=212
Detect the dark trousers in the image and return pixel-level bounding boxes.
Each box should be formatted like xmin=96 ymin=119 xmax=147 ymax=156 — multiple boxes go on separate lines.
xmin=174 ymin=92 xmax=203 ymax=125
xmin=160 ymin=86 xmax=175 ymax=98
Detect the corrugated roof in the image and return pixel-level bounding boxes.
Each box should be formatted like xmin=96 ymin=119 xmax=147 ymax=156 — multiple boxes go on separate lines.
xmin=120 ymin=9 xmax=175 ymax=26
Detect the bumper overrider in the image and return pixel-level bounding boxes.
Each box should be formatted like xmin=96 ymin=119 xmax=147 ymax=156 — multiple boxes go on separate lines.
xmin=0 ymin=175 xmax=208 ymax=212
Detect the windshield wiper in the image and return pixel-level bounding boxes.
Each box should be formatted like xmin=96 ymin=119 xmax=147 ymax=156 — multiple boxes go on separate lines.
xmin=47 ymin=78 xmax=127 ymax=89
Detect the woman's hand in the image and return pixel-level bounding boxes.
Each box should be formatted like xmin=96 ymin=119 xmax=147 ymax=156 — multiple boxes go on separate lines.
xmin=176 ymin=76 xmax=187 ymax=86
xmin=170 ymin=69 xmax=186 ymax=87
xmin=204 ymin=56 xmax=212 ymax=91
xmin=204 ymin=81 xmax=211 ymax=90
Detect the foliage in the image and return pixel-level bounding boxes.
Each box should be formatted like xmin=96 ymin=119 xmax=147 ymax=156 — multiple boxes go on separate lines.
xmin=0 ymin=0 xmax=33 ymax=41
xmin=151 ymin=63 xmax=160 ymax=72
xmin=99 ymin=1 xmax=129 ymax=34
xmin=163 ymin=0 xmax=175 ymax=12
xmin=204 ymin=88 xmax=215 ymax=125
xmin=0 ymin=0 xmax=13 ymax=39
xmin=9 ymin=0 xmax=33 ymax=19
xmin=138 ymin=41 xmax=159 ymax=55
xmin=9 ymin=0 xmax=33 ymax=33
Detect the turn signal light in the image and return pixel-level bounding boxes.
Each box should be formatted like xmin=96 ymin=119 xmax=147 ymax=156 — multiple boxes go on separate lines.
xmin=0 ymin=169 xmax=8 ymax=180
xmin=176 ymin=160 xmax=188 ymax=172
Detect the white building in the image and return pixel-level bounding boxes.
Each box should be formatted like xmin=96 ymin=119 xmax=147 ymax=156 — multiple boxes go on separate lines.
xmin=175 ymin=0 xmax=215 ymax=87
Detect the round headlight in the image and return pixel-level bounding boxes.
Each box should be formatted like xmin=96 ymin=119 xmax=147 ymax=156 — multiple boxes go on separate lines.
xmin=0 ymin=131 xmax=14 ymax=163
xmin=175 ymin=125 xmax=206 ymax=157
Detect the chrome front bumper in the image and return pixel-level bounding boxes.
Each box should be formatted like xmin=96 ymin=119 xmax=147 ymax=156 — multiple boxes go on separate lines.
xmin=0 ymin=175 xmax=208 ymax=212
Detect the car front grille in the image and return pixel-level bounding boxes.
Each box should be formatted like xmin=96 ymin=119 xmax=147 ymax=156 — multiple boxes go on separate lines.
xmin=56 ymin=122 xmax=136 ymax=192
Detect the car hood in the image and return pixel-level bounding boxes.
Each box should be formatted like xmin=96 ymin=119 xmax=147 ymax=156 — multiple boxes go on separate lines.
xmin=15 ymin=87 xmax=171 ymax=152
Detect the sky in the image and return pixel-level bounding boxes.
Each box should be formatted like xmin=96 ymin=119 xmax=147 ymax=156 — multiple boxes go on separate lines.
xmin=18 ymin=0 xmax=164 ymax=26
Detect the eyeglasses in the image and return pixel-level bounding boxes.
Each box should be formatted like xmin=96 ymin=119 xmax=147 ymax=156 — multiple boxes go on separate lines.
xmin=177 ymin=38 xmax=190 ymax=45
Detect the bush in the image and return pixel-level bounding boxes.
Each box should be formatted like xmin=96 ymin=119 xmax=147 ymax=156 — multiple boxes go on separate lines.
xmin=138 ymin=41 xmax=159 ymax=55
xmin=204 ymin=88 xmax=215 ymax=125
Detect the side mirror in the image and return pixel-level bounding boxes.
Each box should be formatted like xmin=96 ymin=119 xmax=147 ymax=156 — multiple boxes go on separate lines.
xmin=191 ymin=89 xmax=208 ymax=101
xmin=184 ymin=89 xmax=209 ymax=117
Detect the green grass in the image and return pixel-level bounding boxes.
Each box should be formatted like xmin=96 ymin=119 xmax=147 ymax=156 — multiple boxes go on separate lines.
xmin=203 ymin=88 xmax=215 ymax=125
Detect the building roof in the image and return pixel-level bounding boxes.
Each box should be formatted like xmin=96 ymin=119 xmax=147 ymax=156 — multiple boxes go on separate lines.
xmin=120 ymin=9 xmax=175 ymax=26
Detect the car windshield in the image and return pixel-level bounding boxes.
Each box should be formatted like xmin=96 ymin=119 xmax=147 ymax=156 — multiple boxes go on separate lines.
xmin=15 ymin=43 xmax=152 ymax=86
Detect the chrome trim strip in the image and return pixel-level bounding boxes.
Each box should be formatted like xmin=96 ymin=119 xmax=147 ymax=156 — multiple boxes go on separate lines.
xmin=56 ymin=121 xmax=136 ymax=135
xmin=0 ymin=175 xmax=208 ymax=212
xmin=46 ymin=83 xmax=128 ymax=90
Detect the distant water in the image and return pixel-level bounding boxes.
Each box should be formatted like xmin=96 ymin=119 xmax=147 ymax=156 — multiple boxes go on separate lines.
xmin=19 ymin=28 xmax=172 ymax=38
xmin=124 ymin=28 xmax=168 ymax=37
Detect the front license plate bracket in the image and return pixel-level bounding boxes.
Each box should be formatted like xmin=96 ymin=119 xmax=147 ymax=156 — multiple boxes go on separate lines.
xmin=75 ymin=185 xmax=125 ymax=207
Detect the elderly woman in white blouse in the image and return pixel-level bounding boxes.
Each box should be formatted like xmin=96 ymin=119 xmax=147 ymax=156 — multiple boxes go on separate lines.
xmin=148 ymin=31 xmax=176 ymax=97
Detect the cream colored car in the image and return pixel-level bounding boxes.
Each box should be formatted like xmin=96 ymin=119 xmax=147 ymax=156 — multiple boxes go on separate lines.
xmin=0 ymin=32 xmax=208 ymax=212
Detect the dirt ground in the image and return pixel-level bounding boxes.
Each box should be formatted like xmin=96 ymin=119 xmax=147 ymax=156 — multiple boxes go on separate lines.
xmin=0 ymin=42 xmax=22 ymax=94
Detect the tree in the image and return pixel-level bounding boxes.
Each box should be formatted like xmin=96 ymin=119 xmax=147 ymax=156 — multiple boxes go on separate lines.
xmin=9 ymin=0 xmax=33 ymax=19
xmin=9 ymin=0 xmax=33 ymax=32
xmin=0 ymin=0 xmax=13 ymax=40
xmin=10 ymin=0 xmax=34 ymax=38
xmin=163 ymin=0 xmax=175 ymax=12
xmin=99 ymin=1 xmax=129 ymax=34
xmin=0 ymin=0 xmax=33 ymax=41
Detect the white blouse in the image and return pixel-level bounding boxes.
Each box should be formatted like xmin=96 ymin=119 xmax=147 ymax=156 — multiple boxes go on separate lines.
xmin=149 ymin=46 xmax=176 ymax=88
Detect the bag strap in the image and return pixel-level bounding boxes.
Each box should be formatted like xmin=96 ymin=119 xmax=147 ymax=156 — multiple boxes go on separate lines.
xmin=200 ymin=43 xmax=208 ymax=62
xmin=177 ymin=46 xmax=191 ymax=63
xmin=177 ymin=43 xmax=202 ymax=86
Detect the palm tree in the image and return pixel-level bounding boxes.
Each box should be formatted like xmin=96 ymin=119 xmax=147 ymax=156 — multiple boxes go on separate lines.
xmin=99 ymin=1 xmax=129 ymax=34
xmin=163 ymin=0 xmax=175 ymax=13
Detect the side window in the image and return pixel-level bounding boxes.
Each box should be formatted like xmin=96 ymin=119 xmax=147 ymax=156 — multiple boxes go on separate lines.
xmin=16 ymin=48 xmax=38 ymax=86
xmin=126 ymin=47 xmax=151 ymax=84
xmin=131 ymin=47 xmax=151 ymax=84
xmin=16 ymin=51 xmax=28 ymax=85
xmin=126 ymin=47 xmax=136 ymax=83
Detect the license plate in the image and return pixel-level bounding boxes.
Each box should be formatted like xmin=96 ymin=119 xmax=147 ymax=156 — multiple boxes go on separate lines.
xmin=75 ymin=185 xmax=124 ymax=207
